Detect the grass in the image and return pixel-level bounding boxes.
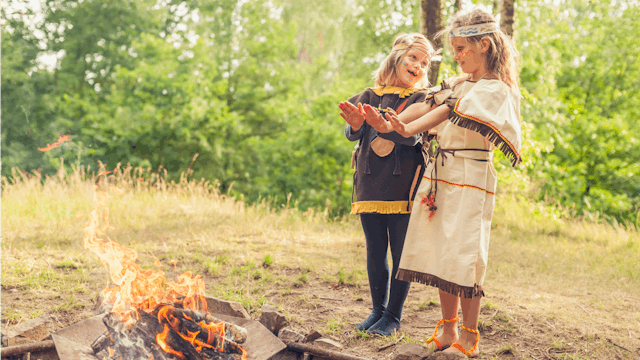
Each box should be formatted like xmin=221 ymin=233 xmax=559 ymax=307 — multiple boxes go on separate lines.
xmin=2 ymin=164 xmax=639 ymax=359
xmin=414 ymin=299 xmax=439 ymax=311
xmin=496 ymin=342 xmax=515 ymax=355
xmin=322 ymin=317 xmax=347 ymax=335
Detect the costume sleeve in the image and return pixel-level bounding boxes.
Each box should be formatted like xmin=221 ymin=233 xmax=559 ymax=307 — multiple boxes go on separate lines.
xmin=345 ymin=124 xmax=364 ymax=141
xmin=424 ymin=77 xmax=463 ymax=107
xmin=449 ymin=80 xmax=522 ymax=167
xmin=343 ymin=89 xmax=370 ymax=142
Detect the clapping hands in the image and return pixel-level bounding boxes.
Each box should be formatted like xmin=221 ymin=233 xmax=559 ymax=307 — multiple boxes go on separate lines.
xmin=339 ymin=101 xmax=365 ymax=131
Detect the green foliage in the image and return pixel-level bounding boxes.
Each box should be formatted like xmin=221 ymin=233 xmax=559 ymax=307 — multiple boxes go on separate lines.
xmin=2 ymin=0 xmax=639 ymax=221
xmin=516 ymin=0 xmax=640 ymax=224
xmin=1 ymin=6 xmax=59 ymax=174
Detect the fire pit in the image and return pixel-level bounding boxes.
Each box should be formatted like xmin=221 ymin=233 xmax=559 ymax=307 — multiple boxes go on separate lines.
xmin=46 ymin=308 xmax=285 ymax=360
xmin=31 ymin=172 xmax=285 ymax=360
xmin=3 ymin=170 xmax=373 ymax=360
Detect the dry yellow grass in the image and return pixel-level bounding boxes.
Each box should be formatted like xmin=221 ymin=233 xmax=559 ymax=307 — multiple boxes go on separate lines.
xmin=2 ymin=165 xmax=639 ymax=359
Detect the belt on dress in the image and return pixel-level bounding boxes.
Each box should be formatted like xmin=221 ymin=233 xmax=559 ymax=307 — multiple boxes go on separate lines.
xmin=422 ymin=147 xmax=492 ymax=218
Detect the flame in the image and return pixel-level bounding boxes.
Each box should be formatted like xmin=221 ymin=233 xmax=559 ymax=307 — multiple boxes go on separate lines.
xmin=156 ymin=325 xmax=184 ymax=358
xmin=199 ymin=321 xmax=226 ymax=352
xmin=153 ymin=257 xmax=162 ymax=267
xmin=170 ymin=259 xmax=178 ymax=269
xmin=83 ymin=187 xmax=206 ymax=325
xmin=38 ymin=134 xmax=71 ymax=152
xmin=157 ymin=305 xmax=235 ymax=354
xmin=84 ymin=172 xmax=246 ymax=359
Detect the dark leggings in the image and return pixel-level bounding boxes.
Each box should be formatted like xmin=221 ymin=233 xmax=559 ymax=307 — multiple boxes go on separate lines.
xmin=360 ymin=213 xmax=411 ymax=321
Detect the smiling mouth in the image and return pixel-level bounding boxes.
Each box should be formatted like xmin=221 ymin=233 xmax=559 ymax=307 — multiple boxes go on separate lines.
xmin=408 ymin=70 xmax=417 ymax=77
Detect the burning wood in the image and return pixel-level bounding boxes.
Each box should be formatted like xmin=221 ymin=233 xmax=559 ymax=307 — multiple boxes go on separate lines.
xmin=92 ymin=309 xmax=246 ymax=360
xmin=83 ymin=169 xmax=248 ymax=359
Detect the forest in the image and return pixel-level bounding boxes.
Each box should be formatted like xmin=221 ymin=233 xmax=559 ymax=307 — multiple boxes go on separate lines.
xmin=2 ymin=0 xmax=639 ymax=225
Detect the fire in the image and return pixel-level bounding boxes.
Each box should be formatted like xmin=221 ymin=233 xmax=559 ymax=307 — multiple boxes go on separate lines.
xmin=38 ymin=134 xmax=71 ymax=152
xmin=156 ymin=325 xmax=184 ymax=358
xmin=199 ymin=320 xmax=227 ymax=351
xmin=84 ymin=171 xmax=247 ymax=360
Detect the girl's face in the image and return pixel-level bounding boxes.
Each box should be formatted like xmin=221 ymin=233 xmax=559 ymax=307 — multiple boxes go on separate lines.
xmin=451 ymin=37 xmax=486 ymax=77
xmin=395 ymin=44 xmax=430 ymax=88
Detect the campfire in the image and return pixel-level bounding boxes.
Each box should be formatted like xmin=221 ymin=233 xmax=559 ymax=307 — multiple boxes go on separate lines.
xmin=83 ymin=172 xmax=248 ymax=359
xmin=1 ymin=164 xmax=371 ymax=360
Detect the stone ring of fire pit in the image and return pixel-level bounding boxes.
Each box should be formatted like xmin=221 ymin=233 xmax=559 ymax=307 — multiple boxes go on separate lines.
xmin=50 ymin=313 xmax=285 ymax=360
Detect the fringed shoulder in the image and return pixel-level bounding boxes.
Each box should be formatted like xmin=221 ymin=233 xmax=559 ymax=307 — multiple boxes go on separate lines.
xmin=449 ymin=79 xmax=522 ymax=167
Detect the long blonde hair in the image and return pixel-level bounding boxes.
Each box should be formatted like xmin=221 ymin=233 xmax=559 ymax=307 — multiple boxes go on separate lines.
xmin=441 ymin=8 xmax=520 ymax=92
xmin=372 ymin=33 xmax=438 ymax=88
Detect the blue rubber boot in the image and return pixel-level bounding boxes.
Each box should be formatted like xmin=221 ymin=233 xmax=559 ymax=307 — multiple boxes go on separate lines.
xmin=355 ymin=306 xmax=385 ymax=331
xmin=368 ymin=309 xmax=401 ymax=336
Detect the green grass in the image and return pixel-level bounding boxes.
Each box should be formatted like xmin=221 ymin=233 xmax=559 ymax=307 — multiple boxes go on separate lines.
xmin=414 ymin=299 xmax=439 ymax=311
xmin=322 ymin=317 xmax=347 ymax=335
xmin=496 ymin=342 xmax=515 ymax=355
xmin=262 ymin=254 xmax=273 ymax=267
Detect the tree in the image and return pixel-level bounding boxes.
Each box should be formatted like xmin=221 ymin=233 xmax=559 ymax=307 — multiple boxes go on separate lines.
xmin=500 ymin=0 xmax=515 ymax=37
xmin=453 ymin=0 xmax=462 ymax=13
xmin=421 ymin=0 xmax=445 ymax=86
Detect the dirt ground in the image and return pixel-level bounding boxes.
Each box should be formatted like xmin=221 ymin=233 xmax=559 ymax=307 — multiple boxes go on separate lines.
xmin=3 ymin=272 xmax=639 ymax=360
xmin=271 ymin=278 xmax=640 ymax=360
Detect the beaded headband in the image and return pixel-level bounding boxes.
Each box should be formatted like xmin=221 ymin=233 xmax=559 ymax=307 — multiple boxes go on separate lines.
xmin=449 ymin=22 xmax=499 ymax=37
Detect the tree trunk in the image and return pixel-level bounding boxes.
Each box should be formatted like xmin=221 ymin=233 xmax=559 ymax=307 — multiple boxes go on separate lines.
xmin=421 ymin=0 xmax=445 ymax=86
xmin=500 ymin=0 xmax=515 ymax=38
xmin=453 ymin=0 xmax=461 ymax=12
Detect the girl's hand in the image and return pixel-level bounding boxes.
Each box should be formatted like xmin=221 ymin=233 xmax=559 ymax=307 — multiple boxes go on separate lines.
xmin=384 ymin=109 xmax=411 ymax=137
xmin=339 ymin=101 xmax=365 ymax=131
xmin=362 ymin=104 xmax=394 ymax=133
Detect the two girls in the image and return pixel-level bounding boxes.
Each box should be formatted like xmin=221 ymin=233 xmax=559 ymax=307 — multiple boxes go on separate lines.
xmin=363 ymin=8 xmax=522 ymax=357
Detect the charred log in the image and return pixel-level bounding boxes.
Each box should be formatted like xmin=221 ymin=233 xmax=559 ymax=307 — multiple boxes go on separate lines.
xmin=91 ymin=310 xmax=244 ymax=360
xmin=92 ymin=311 xmax=185 ymax=360
xmin=172 ymin=308 xmax=248 ymax=344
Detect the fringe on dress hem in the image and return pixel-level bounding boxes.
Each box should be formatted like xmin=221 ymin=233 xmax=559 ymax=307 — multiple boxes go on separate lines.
xmin=396 ymin=269 xmax=485 ymax=299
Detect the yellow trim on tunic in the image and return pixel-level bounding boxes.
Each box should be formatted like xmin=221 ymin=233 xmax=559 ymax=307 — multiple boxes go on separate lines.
xmin=351 ymin=201 xmax=414 ymax=215
xmin=370 ymin=86 xmax=424 ymax=98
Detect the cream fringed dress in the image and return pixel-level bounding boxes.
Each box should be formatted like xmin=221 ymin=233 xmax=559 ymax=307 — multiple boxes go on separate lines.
xmin=396 ymin=78 xmax=522 ymax=298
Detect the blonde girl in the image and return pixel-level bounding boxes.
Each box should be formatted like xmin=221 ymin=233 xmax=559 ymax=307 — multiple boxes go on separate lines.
xmin=338 ymin=33 xmax=436 ymax=335
xmin=364 ymin=9 xmax=521 ymax=357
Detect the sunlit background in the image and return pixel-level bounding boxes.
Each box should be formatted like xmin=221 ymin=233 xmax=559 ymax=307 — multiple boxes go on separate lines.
xmin=2 ymin=0 xmax=639 ymax=224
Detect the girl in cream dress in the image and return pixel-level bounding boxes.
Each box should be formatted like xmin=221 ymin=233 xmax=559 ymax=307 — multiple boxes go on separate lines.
xmin=364 ymin=8 xmax=521 ymax=358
